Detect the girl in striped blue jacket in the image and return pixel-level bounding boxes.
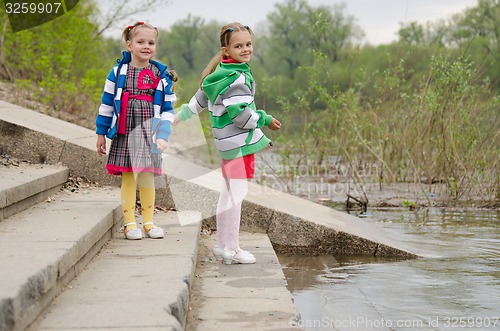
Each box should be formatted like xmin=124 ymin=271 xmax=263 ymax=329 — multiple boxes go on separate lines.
xmin=175 ymin=22 xmax=281 ymax=264
xmin=95 ymin=22 xmax=177 ymax=240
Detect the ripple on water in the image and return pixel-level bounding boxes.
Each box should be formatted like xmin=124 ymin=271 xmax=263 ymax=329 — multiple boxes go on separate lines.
xmin=279 ymin=208 xmax=500 ymax=331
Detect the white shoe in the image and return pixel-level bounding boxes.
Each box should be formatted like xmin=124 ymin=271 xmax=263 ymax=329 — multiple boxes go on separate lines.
xmin=222 ymin=248 xmax=256 ymax=265
xmin=144 ymin=222 xmax=164 ymax=239
xmin=124 ymin=223 xmax=142 ymax=240
xmin=212 ymin=245 xmax=224 ymax=261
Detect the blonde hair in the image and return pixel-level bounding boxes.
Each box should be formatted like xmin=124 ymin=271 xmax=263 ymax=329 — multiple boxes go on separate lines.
xmin=122 ymin=22 xmax=179 ymax=88
xmin=122 ymin=21 xmax=159 ymax=43
xmin=200 ymin=22 xmax=253 ymax=86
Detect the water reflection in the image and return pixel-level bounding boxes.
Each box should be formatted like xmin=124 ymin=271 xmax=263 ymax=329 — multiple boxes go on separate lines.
xmin=278 ymin=209 xmax=500 ymax=330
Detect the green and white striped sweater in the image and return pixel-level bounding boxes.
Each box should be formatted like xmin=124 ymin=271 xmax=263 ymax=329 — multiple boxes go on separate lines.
xmin=177 ymin=62 xmax=273 ymax=160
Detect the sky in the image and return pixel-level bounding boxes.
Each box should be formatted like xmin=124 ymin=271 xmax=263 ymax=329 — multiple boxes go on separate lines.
xmin=125 ymin=0 xmax=479 ymax=45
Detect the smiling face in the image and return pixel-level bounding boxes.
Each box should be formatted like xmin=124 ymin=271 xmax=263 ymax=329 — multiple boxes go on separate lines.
xmin=222 ymin=30 xmax=253 ymax=63
xmin=126 ymin=26 xmax=157 ymax=67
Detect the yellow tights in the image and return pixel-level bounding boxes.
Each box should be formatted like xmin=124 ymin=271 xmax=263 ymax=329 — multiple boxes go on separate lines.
xmin=121 ymin=172 xmax=156 ymax=231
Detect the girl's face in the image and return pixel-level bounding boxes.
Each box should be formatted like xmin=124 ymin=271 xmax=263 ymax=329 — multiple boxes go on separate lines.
xmin=126 ymin=27 xmax=157 ymax=67
xmin=222 ymin=30 xmax=253 ymax=63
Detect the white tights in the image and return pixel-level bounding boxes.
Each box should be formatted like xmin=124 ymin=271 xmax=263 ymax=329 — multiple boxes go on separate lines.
xmin=216 ymin=178 xmax=248 ymax=252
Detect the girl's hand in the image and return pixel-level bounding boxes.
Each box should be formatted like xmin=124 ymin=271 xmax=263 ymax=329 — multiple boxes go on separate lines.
xmin=172 ymin=114 xmax=181 ymax=126
xmin=96 ymin=135 xmax=107 ymax=156
xmin=156 ymin=138 xmax=168 ymax=152
xmin=268 ymin=117 xmax=281 ymax=131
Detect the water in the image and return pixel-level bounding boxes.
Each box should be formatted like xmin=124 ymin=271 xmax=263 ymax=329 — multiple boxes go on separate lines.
xmin=278 ymin=208 xmax=500 ymax=331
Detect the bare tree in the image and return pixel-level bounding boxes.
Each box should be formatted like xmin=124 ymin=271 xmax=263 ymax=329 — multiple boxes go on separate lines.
xmin=94 ymin=0 xmax=171 ymax=37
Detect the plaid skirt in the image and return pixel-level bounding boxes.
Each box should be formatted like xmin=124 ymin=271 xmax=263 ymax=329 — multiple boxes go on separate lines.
xmin=106 ymin=65 xmax=162 ymax=176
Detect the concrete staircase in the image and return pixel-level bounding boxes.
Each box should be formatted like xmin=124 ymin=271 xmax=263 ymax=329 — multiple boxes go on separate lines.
xmin=0 ymin=161 xmax=201 ymax=331
xmin=0 ymin=162 xmax=118 ymax=330
xmin=0 ymin=101 xmax=203 ymax=330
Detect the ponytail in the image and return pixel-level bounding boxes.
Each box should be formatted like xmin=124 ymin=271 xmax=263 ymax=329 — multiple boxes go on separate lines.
xmin=200 ymin=51 xmax=222 ymax=87
xmin=168 ymin=69 xmax=179 ymax=92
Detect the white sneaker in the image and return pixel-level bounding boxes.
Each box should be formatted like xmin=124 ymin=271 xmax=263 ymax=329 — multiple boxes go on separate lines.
xmin=212 ymin=245 xmax=224 ymax=261
xmin=124 ymin=226 xmax=142 ymax=240
xmin=222 ymin=248 xmax=256 ymax=265
xmin=144 ymin=222 xmax=164 ymax=239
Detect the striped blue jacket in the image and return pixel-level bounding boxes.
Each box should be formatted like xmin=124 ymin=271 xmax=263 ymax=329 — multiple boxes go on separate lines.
xmin=95 ymin=51 xmax=177 ymax=142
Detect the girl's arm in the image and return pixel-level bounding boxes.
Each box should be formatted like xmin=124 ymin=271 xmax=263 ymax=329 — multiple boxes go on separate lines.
xmin=223 ymin=76 xmax=272 ymax=129
xmin=268 ymin=117 xmax=281 ymax=130
xmin=95 ymin=67 xmax=118 ymax=135
xmin=96 ymin=134 xmax=107 ymax=156
xmin=176 ymin=89 xmax=209 ymax=122
xmin=154 ymin=75 xmax=177 ymax=142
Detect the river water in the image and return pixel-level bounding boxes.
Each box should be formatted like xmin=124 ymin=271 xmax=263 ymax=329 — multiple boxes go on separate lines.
xmin=184 ymin=148 xmax=499 ymax=330
xmin=277 ymin=208 xmax=500 ymax=331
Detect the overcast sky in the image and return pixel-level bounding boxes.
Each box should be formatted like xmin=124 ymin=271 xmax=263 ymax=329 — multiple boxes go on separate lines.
xmin=116 ymin=0 xmax=478 ymax=45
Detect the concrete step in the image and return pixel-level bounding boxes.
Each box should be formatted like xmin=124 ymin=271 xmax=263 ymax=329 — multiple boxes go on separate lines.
xmin=29 ymin=210 xmax=201 ymax=331
xmin=187 ymin=232 xmax=302 ymax=331
xmin=0 ymin=163 xmax=69 ymax=221
xmin=0 ymin=187 xmax=123 ymax=331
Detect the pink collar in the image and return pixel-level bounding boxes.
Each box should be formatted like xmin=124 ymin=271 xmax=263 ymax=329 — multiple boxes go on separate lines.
xmin=221 ymin=57 xmax=240 ymax=64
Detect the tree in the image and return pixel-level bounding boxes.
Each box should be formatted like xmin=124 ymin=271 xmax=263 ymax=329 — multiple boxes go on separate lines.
xmin=93 ymin=0 xmax=172 ymax=37
xmin=398 ymin=21 xmax=425 ymax=46
xmin=263 ymin=0 xmax=360 ymax=78
xmin=449 ymin=0 xmax=500 ymax=84
xmin=0 ymin=1 xmax=111 ymax=118
xmin=158 ymin=15 xmax=219 ymax=76
xmin=309 ymin=3 xmax=362 ymax=62
xmin=264 ymin=0 xmax=312 ymax=78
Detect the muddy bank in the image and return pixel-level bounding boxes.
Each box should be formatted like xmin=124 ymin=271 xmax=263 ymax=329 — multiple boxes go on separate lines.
xmin=253 ymin=151 xmax=498 ymax=211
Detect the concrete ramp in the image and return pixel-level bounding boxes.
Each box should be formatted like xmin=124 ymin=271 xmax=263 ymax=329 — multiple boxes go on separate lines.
xmin=163 ymin=154 xmax=418 ymax=258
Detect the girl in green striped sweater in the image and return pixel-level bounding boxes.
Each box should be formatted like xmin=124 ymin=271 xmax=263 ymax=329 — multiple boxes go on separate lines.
xmin=175 ymin=22 xmax=281 ymax=264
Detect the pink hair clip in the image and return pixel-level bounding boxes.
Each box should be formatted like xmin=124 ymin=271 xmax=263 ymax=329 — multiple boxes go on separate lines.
xmin=127 ymin=22 xmax=144 ymax=30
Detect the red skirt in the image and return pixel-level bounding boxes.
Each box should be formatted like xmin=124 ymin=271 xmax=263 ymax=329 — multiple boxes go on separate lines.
xmin=221 ymin=154 xmax=255 ymax=179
